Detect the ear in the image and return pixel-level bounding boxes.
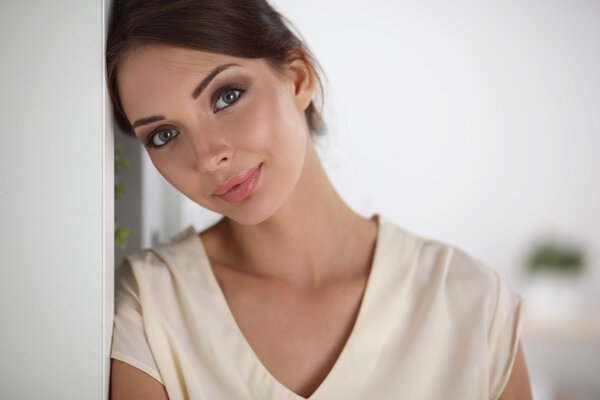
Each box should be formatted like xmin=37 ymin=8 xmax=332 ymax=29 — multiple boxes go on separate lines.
xmin=284 ymin=49 xmax=315 ymax=112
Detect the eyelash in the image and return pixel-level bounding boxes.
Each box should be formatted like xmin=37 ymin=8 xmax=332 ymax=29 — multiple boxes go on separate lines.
xmin=144 ymin=83 xmax=247 ymax=150
xmin=145 ymin=126 xmax=179 ymax=150
xmin=212 ymin=84 xmax=246 ymax=113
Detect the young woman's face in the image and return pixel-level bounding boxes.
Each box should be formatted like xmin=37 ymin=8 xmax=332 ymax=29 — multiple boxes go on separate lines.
xmin=118 ymin=45 xmax=314 ymax=225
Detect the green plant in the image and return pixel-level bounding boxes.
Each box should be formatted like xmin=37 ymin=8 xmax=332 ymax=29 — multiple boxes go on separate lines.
xmin=114 ymin=146 xmax=132 ymax=249
xmin=525 ymin=238 xmax=586 ymax=275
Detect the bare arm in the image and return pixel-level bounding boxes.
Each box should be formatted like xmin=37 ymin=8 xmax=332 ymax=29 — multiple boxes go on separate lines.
xmin=497 ymin=341 xmax=532 ymax=400
xmin=110 ymin=359 xmax=169 ymax=400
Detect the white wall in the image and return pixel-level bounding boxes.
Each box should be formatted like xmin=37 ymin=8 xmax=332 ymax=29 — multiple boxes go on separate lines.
xmin=0 ymin=1 xmax=112 ymax=399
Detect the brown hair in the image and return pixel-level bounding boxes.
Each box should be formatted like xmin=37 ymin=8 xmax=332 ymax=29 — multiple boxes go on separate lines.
xmin=106 ymin=0 xmax=326 ymax=136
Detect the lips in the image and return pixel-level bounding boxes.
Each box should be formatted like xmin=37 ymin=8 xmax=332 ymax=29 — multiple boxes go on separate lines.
xmin=213 ymin=164 xmax=262 ymax=203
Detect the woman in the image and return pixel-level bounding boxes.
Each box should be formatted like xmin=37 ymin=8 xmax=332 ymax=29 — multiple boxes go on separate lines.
xmin=107 ymin=0 xmax=531 ymax=399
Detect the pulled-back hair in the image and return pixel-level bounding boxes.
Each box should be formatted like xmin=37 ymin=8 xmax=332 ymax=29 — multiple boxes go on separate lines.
xmin=106 ymin=0 xmax=326 ymax=136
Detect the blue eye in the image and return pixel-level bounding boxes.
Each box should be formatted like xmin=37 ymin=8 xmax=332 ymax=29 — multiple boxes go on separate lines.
xmin=214 ymin=88 xmax=244 ymax=112
xmin=147 ymin=128 xmax=180 ymax=148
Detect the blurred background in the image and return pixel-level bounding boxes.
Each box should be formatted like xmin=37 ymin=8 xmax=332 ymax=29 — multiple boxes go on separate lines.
xmin=114 ymin=1 xmax=600 ymax=399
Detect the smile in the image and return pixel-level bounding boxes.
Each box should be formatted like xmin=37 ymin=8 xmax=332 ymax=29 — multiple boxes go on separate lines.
xmin=213 ymin=163 xmax=263 ymax=203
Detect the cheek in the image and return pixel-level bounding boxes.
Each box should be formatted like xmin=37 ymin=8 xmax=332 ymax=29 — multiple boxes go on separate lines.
xmin=234 ymin=87 xmax=307 ymax=160
xmin=150 ymin=153 xmax=197 ymax=194
xmin=151 ymin=155 xmax=224 ymax=213
xmin=146 ymin=141 xmax=206 ymax=202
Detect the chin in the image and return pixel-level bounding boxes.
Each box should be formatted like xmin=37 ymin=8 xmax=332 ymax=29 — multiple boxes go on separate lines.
xmin=224 ymin=203 xmax=279 ymax=226
xmin=226 ymin=213 xmax=269 ymax=226
xmin=222 ymin=189 xmax=292 ymax=226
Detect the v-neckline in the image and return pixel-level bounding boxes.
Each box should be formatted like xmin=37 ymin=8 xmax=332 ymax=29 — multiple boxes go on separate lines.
xmin=189 ymin=215 xmax=389 ymax=400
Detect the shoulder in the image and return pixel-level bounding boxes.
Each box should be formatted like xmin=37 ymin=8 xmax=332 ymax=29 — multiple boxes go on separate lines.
xmin=119 ymin=226 xmax=199 ymax=273
xmin=380 ymin=216 xmax=507 ymax=327
xmin=384 ymin=217 xmax=527 ymax=386
xmin=115 ymin=226 xmax=201 ymax=299
xmin=382 ymin=217 xmax=499 ymax=292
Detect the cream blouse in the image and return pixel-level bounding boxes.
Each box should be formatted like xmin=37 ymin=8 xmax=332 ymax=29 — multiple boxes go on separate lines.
xmin=111 ymin=215 xmax=526 ymax=400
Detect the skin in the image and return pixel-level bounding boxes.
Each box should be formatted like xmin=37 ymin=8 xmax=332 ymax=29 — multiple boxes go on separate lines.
xmin=498 ymin=343 xmax=532 ymax=400
xmin=110 ymin=45 xmax=532 ymax=399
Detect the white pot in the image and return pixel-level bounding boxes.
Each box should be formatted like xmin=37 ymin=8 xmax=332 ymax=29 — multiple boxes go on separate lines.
xmin=523 ymin=270 xmax=586 ymax=319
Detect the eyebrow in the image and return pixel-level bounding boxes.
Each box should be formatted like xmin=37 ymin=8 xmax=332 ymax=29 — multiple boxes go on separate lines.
xmin=131 ymin=63 xmax=240 ymax=130
xmin=191 ymin=63 xmax=239 ymax=99
xmin=132 ymin=115 xmax=166 ymax=129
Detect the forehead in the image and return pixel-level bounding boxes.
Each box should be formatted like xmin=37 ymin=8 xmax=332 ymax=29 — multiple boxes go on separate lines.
xmin=117 ymin=44 xmax=282 ymax=118
xmin=121 ymin=45 xmax=252 ymax=74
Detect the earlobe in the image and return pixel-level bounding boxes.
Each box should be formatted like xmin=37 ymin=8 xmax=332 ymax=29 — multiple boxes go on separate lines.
xmin=285 ymin=51 xmax=315 ymax=112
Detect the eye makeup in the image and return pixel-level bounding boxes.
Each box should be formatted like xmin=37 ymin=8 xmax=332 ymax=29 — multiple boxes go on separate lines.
xmin=144 ymin=125 xmax=180 ymax=149
xmin=141 ymin=79 xmax=251 ymax=150
xmin=211 ymin=82 xmax=249 ymax=113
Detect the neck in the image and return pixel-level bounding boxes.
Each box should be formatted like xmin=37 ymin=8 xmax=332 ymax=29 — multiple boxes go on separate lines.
xmin=205 ymin=139 xmax=377 ymax=287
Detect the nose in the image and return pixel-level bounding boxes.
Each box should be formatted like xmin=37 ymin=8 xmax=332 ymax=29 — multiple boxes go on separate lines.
xmin=189 ymin=132 xmax=233 ymax=173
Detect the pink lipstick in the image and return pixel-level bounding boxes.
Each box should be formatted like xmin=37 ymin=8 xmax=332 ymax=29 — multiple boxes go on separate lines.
xmin=214 ymin=164 xmax=262 ymax=203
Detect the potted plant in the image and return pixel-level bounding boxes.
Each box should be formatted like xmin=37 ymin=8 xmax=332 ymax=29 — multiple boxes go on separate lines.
xmin=115 ymin=146 xmax=132 ymax=249
xmin=523 ymin=237 xmax=587 ymax=318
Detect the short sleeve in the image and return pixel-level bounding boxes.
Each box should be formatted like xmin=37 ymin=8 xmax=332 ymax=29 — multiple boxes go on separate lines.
xmin=487 ymin=270 xmax=527 ymax=400
xmin=111 ymin=259 xmax=164 ymax=384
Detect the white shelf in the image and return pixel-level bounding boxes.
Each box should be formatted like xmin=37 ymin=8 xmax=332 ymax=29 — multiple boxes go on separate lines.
xmin=523 ymin=311 xmax=600 ymax=341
